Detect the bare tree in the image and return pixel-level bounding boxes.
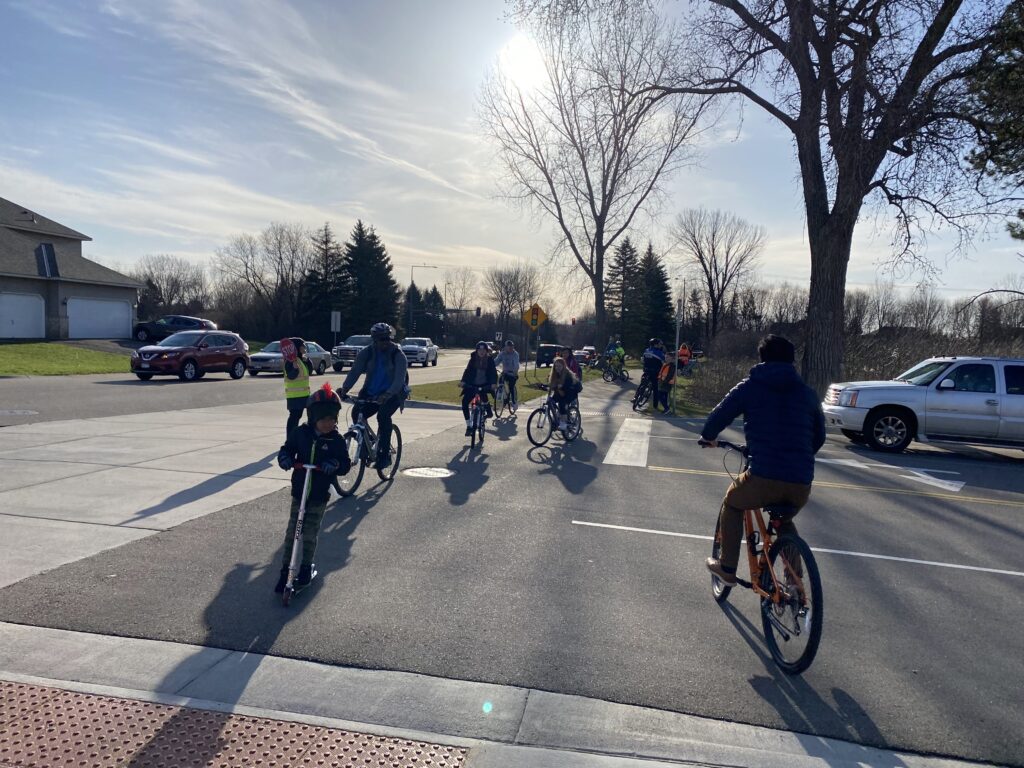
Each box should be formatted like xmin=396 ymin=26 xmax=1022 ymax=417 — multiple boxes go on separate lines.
xmin=213 ymin=222 xmax=315 ymax=334
xmin=480 ymin=1 xmax=711 ymax=345
xmin=483 ymin=266 xmax=520 ymax=335
xmin=130 ymin=254 xmax=208 ymax=312
xmin=671 ymin=208 xmax=765 ymax=339
xmin=443 ymin=267 xmax=478 ymax=330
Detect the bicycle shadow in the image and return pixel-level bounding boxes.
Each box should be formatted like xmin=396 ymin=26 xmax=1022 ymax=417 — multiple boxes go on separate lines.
xmin=126 ymin=485 xmax=378 ymax=765
xmin=491 ymin=413 xmax=520 ymax=442
xmin=719 ymin=603 xmax=906 ymax=764
xmin=526 ymin=440 xmax=598 ymax=495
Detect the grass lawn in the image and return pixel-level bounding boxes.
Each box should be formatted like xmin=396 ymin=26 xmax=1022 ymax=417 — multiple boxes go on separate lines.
xmin=0 ymin=342 xmax=129 ymax=376
xmin=407 ymin=380 xmax=464 ymax=405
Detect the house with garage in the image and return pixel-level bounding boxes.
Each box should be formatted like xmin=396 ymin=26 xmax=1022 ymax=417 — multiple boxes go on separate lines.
xmin=0 ymin=197 xmax=140 ymax=339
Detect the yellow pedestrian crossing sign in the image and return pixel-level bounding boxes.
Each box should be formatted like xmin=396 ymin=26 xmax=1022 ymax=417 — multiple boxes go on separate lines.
xmin=523 ymin=303 xmax=547 ymax=329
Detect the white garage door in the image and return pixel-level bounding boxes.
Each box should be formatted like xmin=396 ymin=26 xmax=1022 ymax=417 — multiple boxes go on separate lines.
xmin=0 ymin=292 xmax=45 ymax=338
xmin=67 ymin=298 xmax=132 ymax=339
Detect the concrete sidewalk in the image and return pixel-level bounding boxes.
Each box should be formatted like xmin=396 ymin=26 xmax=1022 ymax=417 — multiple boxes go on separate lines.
xmin=0 ymin=623 xmax=976 ymax=768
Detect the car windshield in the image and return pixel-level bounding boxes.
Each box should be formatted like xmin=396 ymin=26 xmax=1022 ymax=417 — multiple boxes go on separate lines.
xmin=159 ymin=332 xmax=204 ymax=347
xmin=403 ymin=339 xmax=426 ymax=346
xmin=894 ymin=360 xmax=951 ymax=386
xmin=345 ymin=336 xmax=372 ymax=346
xmin=261 ymin=341 xmax=281 ymax=353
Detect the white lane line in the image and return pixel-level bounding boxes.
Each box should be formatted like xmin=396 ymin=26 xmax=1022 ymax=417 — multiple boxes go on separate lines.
xmin=602 ymin=418 xmax=652 ymax=467
xmin=571 ymin=520 xmax=1024 ymax=578
xmin=650 ymin=436 xmax=701 ymax=441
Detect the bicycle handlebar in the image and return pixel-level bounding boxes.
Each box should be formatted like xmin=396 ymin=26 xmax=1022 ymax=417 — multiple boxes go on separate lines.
xmin=698 ymin=438 xmax=748 ymax=456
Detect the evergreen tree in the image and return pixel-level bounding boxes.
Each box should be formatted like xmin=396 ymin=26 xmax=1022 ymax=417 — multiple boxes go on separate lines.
xmin=423 ymin=286 xmax=445 ymax=313
xmin=298 ymin=222 xmax=349 ymax=343
xmin=639 ymin=243 xmax=674 ymax=346
xmin=342 ymin=220 xmax=401 ymax=335
xmin=401 ymin=281 xmax=424 ymax=336
xmin=604 ymin=237 xmax=644 ymax=352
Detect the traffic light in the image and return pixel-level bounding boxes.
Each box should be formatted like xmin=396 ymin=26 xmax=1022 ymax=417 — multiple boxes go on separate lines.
xmin=475 ymin=306 xmax=481 ymax=317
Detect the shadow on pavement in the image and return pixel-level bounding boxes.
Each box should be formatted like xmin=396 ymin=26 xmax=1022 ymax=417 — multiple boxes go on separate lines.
xmin=720 ymin=603 xmax=906 ymax=766
xmin=442 ymin=446 xmax=489 ymax=505
xmin=526 ymin=440 xmax=598 ymax=495
xmin=128 ymin=453 xmax=279 ymax=523
xmin=127 ymin=485 xmax=378 ymax=766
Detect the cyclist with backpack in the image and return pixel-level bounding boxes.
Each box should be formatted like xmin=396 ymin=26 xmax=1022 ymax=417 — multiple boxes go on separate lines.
xmin=340 ymin=322 xmax=408 ymax=470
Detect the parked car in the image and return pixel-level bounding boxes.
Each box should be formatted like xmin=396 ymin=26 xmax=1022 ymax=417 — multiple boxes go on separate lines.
xmin=573 ymin=350 xmax=589 ymax=364
xmin=132 ymin=315 xmax=216 ymax=343
xmin=581 ymin=345 xmax=597 ymax=361
xmin=823 ymin=356 xmax=1024 ymax=453
xmin=248 ymin=340 xmax=333 ymax=376
xmin=130 ymin=330 xmax=248 ymax=381
xmin=535 ymin=343 xmax=561 ymax=367
xmin=332 ymin=334 xmax=372 ymax=372
xmin=400 ymin=337 xmax=439 ymax=367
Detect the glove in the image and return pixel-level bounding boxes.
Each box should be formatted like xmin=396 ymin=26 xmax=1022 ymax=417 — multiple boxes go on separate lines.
xmin=318 ymin=459 xmax=340 ymax=475
xmin=278 ymin=454 xmax=294 ymax=471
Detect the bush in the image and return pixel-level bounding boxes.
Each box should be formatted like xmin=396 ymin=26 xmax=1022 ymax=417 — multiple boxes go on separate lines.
xmin=684 ymin=357 xmax=750 ymax=409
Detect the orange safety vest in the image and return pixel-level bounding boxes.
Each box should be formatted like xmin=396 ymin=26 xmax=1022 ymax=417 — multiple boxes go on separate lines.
xmin=677 ymin=345 xmax=691 ymax=365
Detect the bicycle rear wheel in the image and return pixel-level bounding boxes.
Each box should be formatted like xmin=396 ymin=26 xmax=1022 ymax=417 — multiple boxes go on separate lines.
xmin=376 ymin=424 xmax=403 ymax=481
xmin=527 ymin=406 xmax=553 ymax=446
xmin=760 ymin=534 xmax=823 ymax=675
xmin=710 ymin=517 xmax=732 ymax=603
xmin=335 ymin=432 xmax=364 ymax=496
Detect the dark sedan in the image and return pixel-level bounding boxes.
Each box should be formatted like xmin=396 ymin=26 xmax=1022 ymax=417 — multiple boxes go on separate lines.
xmin=133 ymin=315 xmax=216 ymax=343
xmin=130 ymin=331 xmax=249 ymax=381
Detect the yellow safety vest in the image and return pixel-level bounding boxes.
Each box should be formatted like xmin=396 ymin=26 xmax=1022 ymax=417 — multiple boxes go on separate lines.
xmin=284 ymin=359 xmax=310 ymax=401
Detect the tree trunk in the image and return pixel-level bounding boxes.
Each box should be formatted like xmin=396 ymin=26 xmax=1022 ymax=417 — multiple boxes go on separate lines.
xmin=593 ymin=278 xmax=608 ymax=349
xmin=802 ymin=222 xmax=854 ymax=396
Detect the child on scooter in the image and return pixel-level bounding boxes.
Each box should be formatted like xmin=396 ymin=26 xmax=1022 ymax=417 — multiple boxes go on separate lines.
xmin=275 ymin=382 xmax=349 ymax=593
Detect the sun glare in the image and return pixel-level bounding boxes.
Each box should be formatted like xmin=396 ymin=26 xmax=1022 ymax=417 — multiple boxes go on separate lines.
xmin=498 ymin=32 xmax=547 ymax=91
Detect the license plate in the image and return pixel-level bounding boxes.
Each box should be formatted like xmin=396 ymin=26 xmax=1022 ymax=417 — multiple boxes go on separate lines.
xmin=141 ymin=363 xmax=150 ymax=368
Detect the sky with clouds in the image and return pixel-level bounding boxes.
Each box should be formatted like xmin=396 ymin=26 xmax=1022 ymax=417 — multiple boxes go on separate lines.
xmin=1 ymin=0 xmax=1020 ymax=317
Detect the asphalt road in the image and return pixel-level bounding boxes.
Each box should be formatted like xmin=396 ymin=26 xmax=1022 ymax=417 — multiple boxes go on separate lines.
xmin=0 ymin=348 xmax=473 ymax=426
xmin=0 ymin=384 xmax=1021 ymax=765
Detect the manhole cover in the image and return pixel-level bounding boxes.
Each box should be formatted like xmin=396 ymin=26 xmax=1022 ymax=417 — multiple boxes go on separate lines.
xmin=403 ymin=467 xmax=455 ymax=478
xmin=0 ymin=410 xmax=38 ymax=416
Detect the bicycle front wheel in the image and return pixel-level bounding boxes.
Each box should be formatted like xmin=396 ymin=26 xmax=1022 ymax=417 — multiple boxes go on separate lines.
xmin=527 ymin=406 xmax=553 ymax=446
xmin=633 ymin=382 xmax=651 ymax=411
xmin=760 ymin=534 xmax=823 ymax=675
xmin=564 ymin=402 xmax=582 ymax=442
xmin=602 ymin=369 xmax=614 ymax=383
xmin=495 ymin=389 xmax=507 ymax=419
xmin=377 ymin=425 xmax=402 ymax=480
xmin=335 ymin=433 xmax=365 ymax=496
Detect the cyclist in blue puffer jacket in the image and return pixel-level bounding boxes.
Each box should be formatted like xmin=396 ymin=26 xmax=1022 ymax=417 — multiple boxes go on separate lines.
xmin=700 ymin=335 xmax=826 ymax=586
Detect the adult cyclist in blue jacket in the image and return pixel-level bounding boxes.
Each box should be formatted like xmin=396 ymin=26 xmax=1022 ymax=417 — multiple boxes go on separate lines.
xmin=700 ymin=335 xmax=826 ymax=585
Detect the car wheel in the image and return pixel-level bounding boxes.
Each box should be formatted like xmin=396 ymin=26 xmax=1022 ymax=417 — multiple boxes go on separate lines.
xmin=431 ymin=356 xmax=437 ymax=366
xmin=316 ymin=361 xmax=327 ymax=375
xmin=863 ymin=407 xmax=914 ymax=453
xmin=179 ymin=360 xmax=200 ymax=382
xmin=230 ymin=358 xmax=246 ymax=379
xmin=333 ymin=363 xmax=344 ymax=372
xmin=248 ymin=369 xmax=259 ymax=376
xmin=135 ymin=328 xmax=149 ymax=342
xmin=840 ymin=429 xmax=866 ymax=444
xmin=135 ymin=373 xmax=153 ymax=381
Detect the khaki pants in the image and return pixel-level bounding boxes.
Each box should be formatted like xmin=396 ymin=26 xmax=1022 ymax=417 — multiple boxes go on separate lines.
xmin=718 ymin=471 xmax=811 ymax=571
xmin=282 ymin=497 xmax=327 ymax=570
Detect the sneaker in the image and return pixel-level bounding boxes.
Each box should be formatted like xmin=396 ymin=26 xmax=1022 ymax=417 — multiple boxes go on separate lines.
xmin=705 ymin=557 xmax=738 ymax=585
xmin=295 ymin=564 xmax=316 ymax=589
xmin=374 ymin=451 xmax=392 ymax=470
xmin=465 ymin=426 xmax=473 ymax=436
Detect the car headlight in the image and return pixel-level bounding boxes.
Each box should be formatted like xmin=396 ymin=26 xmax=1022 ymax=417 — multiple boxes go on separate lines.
xmin=160 ymin=352 xmax=180 ymax=359
xmin=838 ymin=389 xmax=859 ymax=407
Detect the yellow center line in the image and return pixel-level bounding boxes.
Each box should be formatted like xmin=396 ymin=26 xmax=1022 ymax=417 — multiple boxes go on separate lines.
xmin=647 ymin=466 xmax=1024 ymax=507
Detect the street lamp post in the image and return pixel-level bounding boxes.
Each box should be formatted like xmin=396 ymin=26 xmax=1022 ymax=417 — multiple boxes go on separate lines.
xmin=409 ymin=264 xmax=439 ymax=336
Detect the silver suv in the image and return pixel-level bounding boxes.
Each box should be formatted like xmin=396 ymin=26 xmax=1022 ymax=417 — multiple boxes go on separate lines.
xmin=823 ymin=357 xmax=1024 ymax=453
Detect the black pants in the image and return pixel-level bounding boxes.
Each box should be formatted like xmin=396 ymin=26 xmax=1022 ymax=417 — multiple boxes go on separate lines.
xmin=352 ymin=396 xmax=401 ymax=457
xmin=501 ymin=373 xmax=518 ymax=404
xmin=462 ymin=387 xmax=492 ymax=420
xmin=286 ymin=400 xmax=306 ymax=439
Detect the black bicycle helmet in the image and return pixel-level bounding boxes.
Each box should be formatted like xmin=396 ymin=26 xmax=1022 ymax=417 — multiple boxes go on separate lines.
xmin=505 ymin=339 xmax=515 ymax=347
xmin=475 ymin=340 xmax=489 ymax=350
xmin=370 ymin=322 xmax=395 ymax=341
xmin=289 ymin=336 xmax=306 ymax=351
xmin=648 ymin=338 xmax=662 ymax=347
xmin=307 ymin=381 xmax=342 ymax=423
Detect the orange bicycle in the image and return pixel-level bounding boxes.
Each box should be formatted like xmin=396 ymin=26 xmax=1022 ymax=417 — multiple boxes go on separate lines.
xmin=702 ymin=439 xmax=823 ymax=674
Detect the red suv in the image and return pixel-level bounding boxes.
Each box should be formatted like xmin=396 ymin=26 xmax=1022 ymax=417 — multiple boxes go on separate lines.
xmin=131 ymin=330 xmax=249 ymax=381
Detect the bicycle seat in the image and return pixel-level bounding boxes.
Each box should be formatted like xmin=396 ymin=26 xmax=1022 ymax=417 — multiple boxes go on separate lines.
xmin=765 ymin=504 xmax=798 ymax=520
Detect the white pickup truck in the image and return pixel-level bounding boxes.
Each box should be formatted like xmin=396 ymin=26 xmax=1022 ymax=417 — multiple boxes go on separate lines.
xmin=823 ymin=356 xmax=1024 ymax=453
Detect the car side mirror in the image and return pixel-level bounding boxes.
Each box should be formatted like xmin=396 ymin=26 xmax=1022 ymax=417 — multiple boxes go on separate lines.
xmin=938 ymin=378 xmax=955 ymax=390
xmin=199 ymin=342 xmax=209 ymax=349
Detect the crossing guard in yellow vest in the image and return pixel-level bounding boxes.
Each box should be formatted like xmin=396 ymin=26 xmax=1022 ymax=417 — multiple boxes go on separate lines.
xmin=282 ymin=337 xmax=312 ymax=439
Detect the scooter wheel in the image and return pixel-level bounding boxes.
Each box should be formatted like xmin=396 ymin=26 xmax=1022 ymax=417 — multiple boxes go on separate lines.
xmin=282 ymin=588 xmax=293 ymax=607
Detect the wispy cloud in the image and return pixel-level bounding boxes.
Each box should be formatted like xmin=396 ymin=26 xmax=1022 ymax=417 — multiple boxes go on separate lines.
xmin=10 ymin=0 xmax=95 ymax=38
xmin=96 ymin=131 xmax=217 ymax=168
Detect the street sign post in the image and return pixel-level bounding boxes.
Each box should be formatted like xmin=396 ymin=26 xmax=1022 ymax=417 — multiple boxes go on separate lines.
xmin=495 ymin=331 xmax=503 ymax=342
xmin=330 ymin=310 xmax=341 ymax=347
